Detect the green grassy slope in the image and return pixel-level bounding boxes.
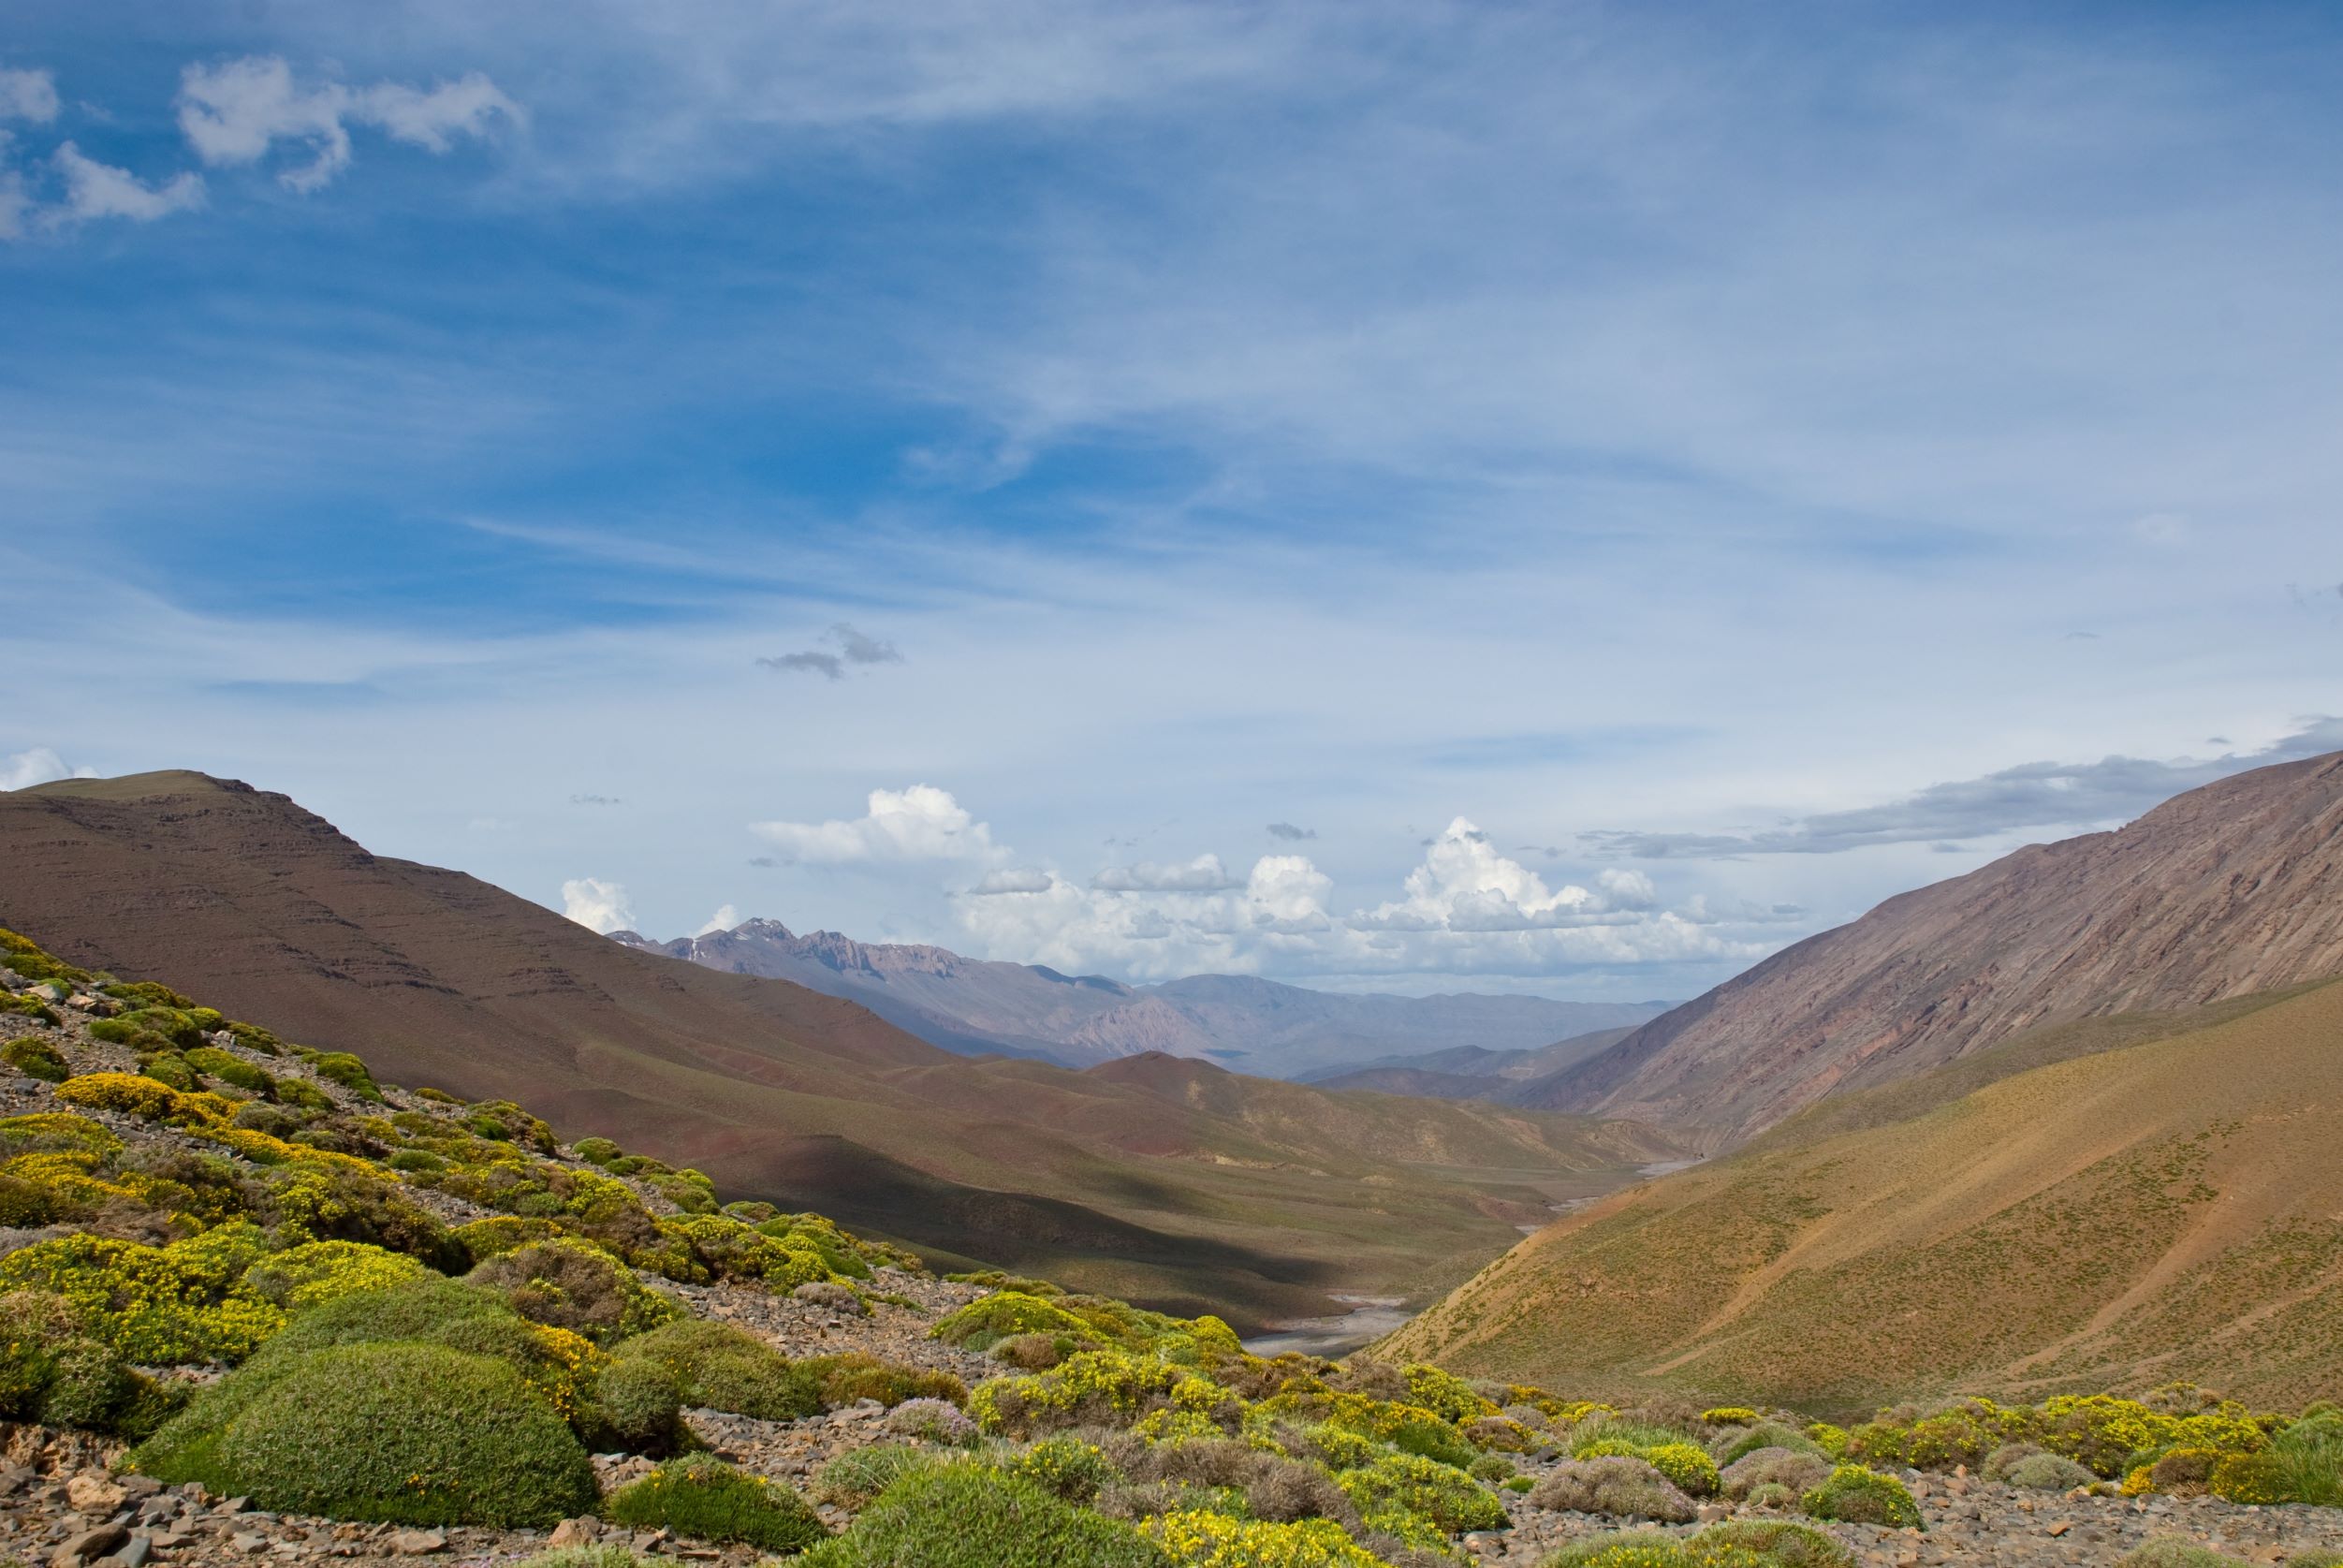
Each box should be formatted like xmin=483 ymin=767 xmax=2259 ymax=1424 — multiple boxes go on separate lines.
xmin=1386 ymin=979 xmax=2343 ymax=1414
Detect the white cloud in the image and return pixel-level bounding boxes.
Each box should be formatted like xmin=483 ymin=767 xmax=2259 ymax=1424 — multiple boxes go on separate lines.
xmin=0 ymin=68 xmax=59 ymax=124
xmin=561 ymin=876 xmax=635 ymax=934
xmin=0 ymin=747 xmax=95 ymax=791
xmin=693 ymin=902 xmax=740 ymax=935
xmin=52 ymin=143 xmax=204 ymax=224
xmin=177 ymin=56 xmax=518 ymax=193
xmin=751 ymin=784 xmax=1002 ymax=865
xmin=1091 ymin=853 xmax=1241 ymax=892
xmin=969 ymin=867 xmax=1054 ymax=895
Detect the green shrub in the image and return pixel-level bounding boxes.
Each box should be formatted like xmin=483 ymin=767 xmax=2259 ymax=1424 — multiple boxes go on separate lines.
xmin=816 ymin=1443 xmax=935 ymax=1508
xmin=572 ymin=1137 xmax=622 ymax=1165
xmin=182 ymin=1047 xmax=271 ymax=1094
xmin=801 ymin=1462 xmax=1167 ymax=1568
xmin=141 ymin=1053 xmax=200 ymax=1091
xmin=1339 ymin=1448 xmax=1506 ymax=1535
xmin=579 ymin=1355 xmax=683 ymax=1454
xmin=2003 ymin=1453 xmax=2096 ymax=1491
xmin=801 ymin=1351 xmax=966 ymax=1410
xmin=610 ymin=1318 xmax=822 ymax=1420
xmin=515 ymin=1550 xmax=648 ymax=1568
xmin=242 ymin=1241 xmax=429 ymax=1310
xmin=0 ymin=1289 xmax=176 ymax=1437
xmin=608 ymin=1456 xmax=827 ymax=1551
xmin=930 ymin=1291 xmax=1097 ymax=1352
xmin=467 ymin=1238 xmax=680 ymax=1344
xmin=1800 ymin=1466 xmax=1920 ymax=1529
xmin=272 ymin=1077 xmax=333 ymax=1112
xmin=1540 ymin=1531 xmax=1771 ymax=1568
xmin=1011 ymin=1436 xmax=1115 ymax=1502
xmin=4 ymin=1036 xmax=68 ymax=1083
xmin=451 ymin=1215 xmax=567 ymax=1258
xmin=1694 ymin=1520 xmax=1854 ymax=1568
xmin=1720 ymin=1447 xmax=1831 ymax=1502
xmin=134 ymin=1341 xmax=595 ymax=1526
xmin=306 ymin=1051 xmax=381 ymax=1100
xmin=1530 ymin=1457 xmax=1695 ymax=1522
xmin=2115 ymin=1541 xmax=2248 ymax=1568
xmin=1717 ymin=1422 xmax=1823 ymax=1465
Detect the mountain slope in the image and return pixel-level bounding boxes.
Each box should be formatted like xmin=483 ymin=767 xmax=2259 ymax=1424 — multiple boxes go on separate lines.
xmin=1301 ymin=1028 xmax=1641 ymax=1103
xmin=621 ymin=920 xmax=1667 ymax=1076
xmin=1518 ymin=749 xmax=2343 ymax=1143
xmin=0 ymin=770 xmax=1678 ymax=1325
xmin=1387 ymin=977 xmax=2343 ymax=1413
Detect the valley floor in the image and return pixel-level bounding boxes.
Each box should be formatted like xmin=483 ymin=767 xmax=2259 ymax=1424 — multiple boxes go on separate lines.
xmin=5 ymin=1268 xmax=2336 ymax=1568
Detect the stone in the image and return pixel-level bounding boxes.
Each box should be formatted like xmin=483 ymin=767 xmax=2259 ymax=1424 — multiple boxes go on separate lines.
xmin=232 ymin=1533 xmax=270 ymax=1555
xmin=66 ymin=1476 xmax=126 ymax=1514
xmin=110 ymin=1536 xmax=155 ymax=1568
xmin=548 ymin=1518 xmax=600 ymax=1547
xmin=50 ymin=1523 xmax=128 ymax=1568
xmin=390 ymin=1530 xmax=447 ymax=1554
xmin=2046 ymin=1522 xmax=2072 ymax=1537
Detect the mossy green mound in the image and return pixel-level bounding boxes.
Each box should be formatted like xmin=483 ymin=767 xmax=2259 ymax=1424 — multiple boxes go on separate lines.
xmin=608 ymin=1455 xmax=827 ymax=1551
xmin=135 ymin=1341 xmax=594 ymax=1526
xmin=804 ymin=1463 xmax=1169 ymax=1568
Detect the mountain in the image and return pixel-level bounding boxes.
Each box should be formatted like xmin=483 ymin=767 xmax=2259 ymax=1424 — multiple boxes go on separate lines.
xmin=617 ymin=919 xmax=1669 ymax=1077
xmin=1384 ymin=976 xmax=2343 ymax=1414
xmin=0 ymin=770 xmax=1684 ymax=1326
xmin=1516 ymin=749 xmax=2343 ymax=1145
xmin=1298 ymin=1027 xmax=1641 ymax=1103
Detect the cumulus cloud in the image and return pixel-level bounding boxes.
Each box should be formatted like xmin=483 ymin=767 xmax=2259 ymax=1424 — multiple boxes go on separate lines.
xmin=1587 ymin=717 xmax=2343 ymax=858
xmin=752 ymin=784 xmax=1000 ymax=864
xmin=1266 ymin=821 xmax=1316 ymax=841
xmin=0 ymin=68 xmax=59 ymax=124
xmin=755 ymin=623 xmax=903 ymax=681
xmin=969 ymin=867 xmax=1054 ymax=895
xmin=176 ymin=56 xmax=519 ymax=194
xmin=0 ymin=747 xmax=95 ymax=791
xmin=694 ymin=902 xmax=741 ymax=936
xmin=561 ymin=876 xmax=635 ymax=934
xmin=51 ymin=143 xmax=204 ymax=224
xmin=946 ymin=810 xmax=1755 ymax=983
xmin=1091 ymin=854 xmax=1242 ymax=892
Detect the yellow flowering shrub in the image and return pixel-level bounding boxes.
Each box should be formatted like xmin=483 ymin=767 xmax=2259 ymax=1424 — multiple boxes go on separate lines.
xmin=970 ymin=1350 xmax=1186 ymax=1436
xmin=0 ymin=1223 xmax=286 ymax=1363
xmin=242 ymin=1241 xmax=429 ymax=1309
xmin=0 ymin=1112 xmax=123 ymax=1157
xmin=56 ymin=1072 xmax=184 ymax=1121
xmin=1263 ymin=1388 xmax=1479 ymax=1470
xmin=1144 ymin=1510 xmax=1385 ymax=1568
xmin=1402 ymin=1362 xmax=1497 ymax=1422
xmin=1703 ymin=1407 xmax=1761 ymax=1425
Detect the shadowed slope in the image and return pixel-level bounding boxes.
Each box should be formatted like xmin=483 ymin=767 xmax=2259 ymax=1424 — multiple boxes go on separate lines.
xmin=1387 ymin=978 xmax=2343 ymax=1413
xmin=0 ymin=770 xmax=1671 ymax=1325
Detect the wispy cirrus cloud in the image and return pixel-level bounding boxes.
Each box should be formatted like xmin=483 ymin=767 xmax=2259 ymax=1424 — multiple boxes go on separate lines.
xmin=177 ymin=56 xmax=520 ymax=193
xmin=1586 ymin=719 xmax=2343 ymax=859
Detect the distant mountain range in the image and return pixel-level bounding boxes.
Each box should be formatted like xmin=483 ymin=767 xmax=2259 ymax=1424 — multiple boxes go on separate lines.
xmin=1296 ymin=1027 xmax=1640 ymax=1102
xmin=0 ymin=770 xmax=1684 ymax=1327
xmin=1390 ymin=748 xmax=2343 ymax=1409
xmin=610 ymin=918 xmax=1671 ymax=1079
xmin=1514 ymin=748 xmax=2343 ymax=1145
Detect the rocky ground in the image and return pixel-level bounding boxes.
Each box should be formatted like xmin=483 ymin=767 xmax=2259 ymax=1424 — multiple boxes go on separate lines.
xmin=1476 ymin=1463 xmax=2343 ymax=1567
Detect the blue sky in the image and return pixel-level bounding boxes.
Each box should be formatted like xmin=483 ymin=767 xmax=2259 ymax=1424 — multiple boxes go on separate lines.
xmin=4 ymin=2 xmax=2339 ymax=998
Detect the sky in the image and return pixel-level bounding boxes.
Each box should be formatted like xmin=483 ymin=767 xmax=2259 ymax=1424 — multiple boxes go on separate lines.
xmin=3 ymin=2 xmax=2339 ymax=1001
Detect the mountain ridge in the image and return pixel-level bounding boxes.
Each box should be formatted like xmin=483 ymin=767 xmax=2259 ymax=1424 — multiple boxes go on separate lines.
xmin=615 ymin=918 xmax=1670 ymax=1077
xmin=1515 ymin=748 xmax=2343 ymax=1145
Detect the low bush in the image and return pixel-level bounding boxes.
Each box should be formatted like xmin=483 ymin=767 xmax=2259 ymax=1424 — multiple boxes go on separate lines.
xmin=1539 ymin=1531 xmax=1772 ymax=1568
xmin=0 ymin=1289 xmax=178 ymax=1437
xmin=183 ymin=1047 xmax=271 ymax=1094
xmin=1717 ymin=1422 xmax=1821 ymax=1466
xmin=1340 ymin=1448 xmax=1506 ymax=1537
xmin=1800 ymin=1466 xmax=1920 ymax=1529
xmin=930 ymin=1290 xmax=1098 ymax=1352
xmin=468 ymin=1238 xmax=680 ymax=1344
xmin=56 ymin=1071 xmax=183 ymax=1121
xmin=607 ymin=1455 xmax=827 ymax=1551
xmin=1530 ymin=1457 xmax=1697 ymax=1522
xmin=2115 ymin=1542 xmax=2248 ymax=1568
xmin=4 ymin=1036 xmax=68 ymax=1083
xmin=1011 ymin=1436 xmax=1116 ymax=1502
xmin=815 ymin=1443 xmax=934 ymax=1508
xmin=885 ymin=1396 xmax=980 ymax=1444
xmin=583 ymin=1354 xmax=684 ymax=1454
xmin=1720 ymin=1447 xmax=1831 ymax=1502
xmin=1693 ymin=1521 xmax=1853 ymax=1568
xmin=1144 ymin=1511 xmax=1385 ymax=1567
xmin=609 ymin=1318 xmax=821 ymax=1420
xmin=134 ymin=1341 xmax=595 ymax=1527
xmin=800 ymin=1462 xmax=1168 ymax=1568
xmin=2003 ymin=1452 xmax=2097 ymax=1491
xmin=242 ymin=1240 xmax=430 ymax=1309
xmin=0 ymin=1224 xmax=284 ymax=1364
xmin=307 ymin=1052 xmax=381 ymax=1101
xmin=801 ymin=1351 xmax=966 ymax=1410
